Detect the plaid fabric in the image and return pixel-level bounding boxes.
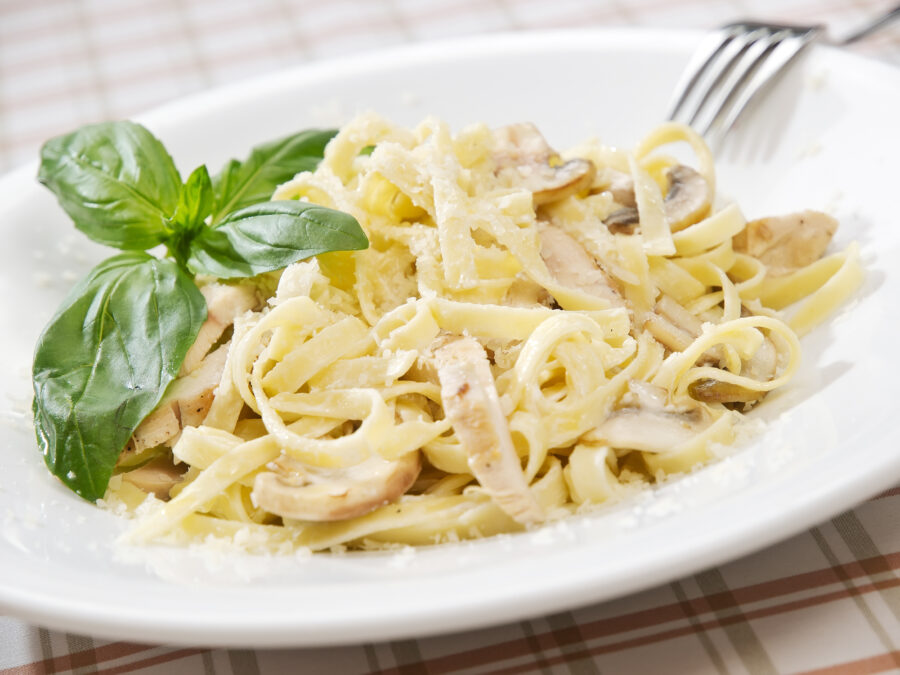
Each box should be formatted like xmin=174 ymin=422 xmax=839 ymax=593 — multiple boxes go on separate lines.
xmin=1 ymin=1 xmax=899 ymax=672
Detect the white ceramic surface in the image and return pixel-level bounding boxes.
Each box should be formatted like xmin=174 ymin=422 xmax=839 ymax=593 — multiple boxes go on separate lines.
xmin=0 ymin=30 xmax=898 ymax=648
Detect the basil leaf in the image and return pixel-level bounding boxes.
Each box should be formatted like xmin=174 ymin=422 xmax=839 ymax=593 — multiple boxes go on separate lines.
xmin=187 ymin=200 xmax=368 ymax=279
xmin=212 ymin=129 xmax=336 ymax=222
xmin=32 ymin=252 xmax=206 ymax=501
xmin=38 ymin=121 xmax=182 ymax=250
xmin=166 ymin=165 xmax=214 ymax=267
xmin=172 ymin=164 xmax=214 ymax=232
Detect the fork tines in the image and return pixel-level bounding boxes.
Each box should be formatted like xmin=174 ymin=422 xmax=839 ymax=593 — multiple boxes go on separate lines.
xmin=667 ymin=21 xmax=823 ymax=141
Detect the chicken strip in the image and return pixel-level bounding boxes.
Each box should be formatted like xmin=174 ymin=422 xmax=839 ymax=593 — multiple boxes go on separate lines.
xmin=433 ymin=336 xmax=544 ymax=526
xmin=539 ymin=224 xmax=624 ymax=307
xmin=130 ymin=343 xmax=229 ymax=452
xmin=180 ymin=282 xmax=258 ymax=374
xmin=733 ymin=210 xmax=837 ymax=276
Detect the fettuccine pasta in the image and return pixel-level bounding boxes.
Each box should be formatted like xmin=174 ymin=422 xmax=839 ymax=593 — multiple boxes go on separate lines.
xmin=110 ymin=113 xmax=862 ymax=552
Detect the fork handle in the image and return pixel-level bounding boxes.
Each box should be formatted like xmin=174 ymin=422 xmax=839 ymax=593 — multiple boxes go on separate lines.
xmin=839 ymin=3 xmax=900 ymax=44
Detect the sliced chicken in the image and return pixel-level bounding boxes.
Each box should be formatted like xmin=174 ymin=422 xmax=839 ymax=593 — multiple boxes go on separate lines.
xmin=180 ymin=283 xmax=258 ymax=374
xmin=539 ymin=224 xmax=624 ymax=307
xmin=253 ymin=451 xmax=422 ymax=522
xmin=733 ymin=210 xmax=837 ymax=276
xmin=433 ymin=336 xmax=544 ymax=525
xmin=131 ymin=343 xmax=229 ymax=452
xmin=492 ymin=123 xmax=595 ymax=206
xmin=585 ymin=380 xmax=712 ymax=452
xmin=120 ymin=456 xmax=186 ymax=500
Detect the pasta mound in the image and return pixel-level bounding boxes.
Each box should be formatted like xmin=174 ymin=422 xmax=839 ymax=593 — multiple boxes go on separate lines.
xmin=114 ymin=113 xmax=862 ymax=552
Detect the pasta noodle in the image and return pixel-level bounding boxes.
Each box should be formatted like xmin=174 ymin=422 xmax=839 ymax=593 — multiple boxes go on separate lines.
xmin=114 ymin=113 xmax=862 ymax=552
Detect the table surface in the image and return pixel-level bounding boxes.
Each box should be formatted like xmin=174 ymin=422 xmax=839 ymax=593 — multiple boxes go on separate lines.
xmin=1 ymin=1 xmax=899 ymax=673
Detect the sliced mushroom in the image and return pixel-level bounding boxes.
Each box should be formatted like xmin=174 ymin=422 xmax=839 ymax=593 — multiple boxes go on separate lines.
xmin=584 ymin=380 xmax=712 ymax=452
xmin=602 ymin=164 xmax=710 ymax=234
xmin=603 ymin=207 xmax=639 ymax=234
xmin=656 ymin=294 xmax=705 ymax=335
xmin=252 ymin=451 xmax=422 ymax=522
xmin=664 ymin=165 xmax=711 ymax=231
xmin=433 ymin=336 xmax=544 ymax=525
xmin=689 ymin=334 xmax=777 ymax=406
xmin=644 ymin=313 xmax=696 ymax=353
xmin=492 ymin=123 xmax=595 ymax=206
xmin=130 ymin=343 xmax=229 ymax=452
xmin=596 ymin=168 xmax=636 ymax=207
xmin=643 ymin=294 xmax=719 ymax=362
xmin=539 ymin=224 xmax=624 ymax=307
xmin=643 ymin=294 xmax=778 ymax=406
xmin=689 ymin=379 xmax=759 ymax=405
xmin=733 ymin=210 xmax=837 ymax=276
xmin=120 ymin=455 xmax=186 ymax=500
xmin=181 ymin=283 xmax=259 ymax=375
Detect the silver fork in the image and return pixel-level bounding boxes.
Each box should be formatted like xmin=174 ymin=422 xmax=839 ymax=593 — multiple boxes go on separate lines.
xmin=667 ymin=6 xmax=900 ymax=143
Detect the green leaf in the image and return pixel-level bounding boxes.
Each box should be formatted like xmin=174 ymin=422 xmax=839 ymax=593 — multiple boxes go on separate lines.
xmin=37 ymin=121 xmax=182 ymax=250
xmin=212 ymin=129 xmax=336 ymax=222
xmin=171 ymin=164 xmax=214 ymax=232
xmin=166 ymin=165 xmax=214 ymax=267
xmin=187 ymin=200 xmax=368 ymax=279
xmin=32 ymin=252 xmax=206 ymax=501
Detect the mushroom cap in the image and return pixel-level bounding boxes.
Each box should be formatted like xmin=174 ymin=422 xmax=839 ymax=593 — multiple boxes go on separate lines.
xmin=603 ymin=207 xmax=640 ymax=234
xmin=252 ymin=450 xmax=422 ymax=522
xmin=596 ymin=168 xmax=636 ymax=208
xmin=664 ymin=165 xmax=711 ymax=231
xmin=689 ymin=336 xmax=777 ymax=406
xmin=585 ymin=380 xmax=712 ymax=453
xmin=600 ymin=165 xmax=709 ymax=235
xmin=530 ymin=159 xmax=596 ymax=206
xmin=491 ymin=123 xmax=596 ymax=206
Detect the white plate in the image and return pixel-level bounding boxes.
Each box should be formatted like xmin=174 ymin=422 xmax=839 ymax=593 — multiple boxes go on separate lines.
xmin=0 ymin=29 xmax=898 ymax=648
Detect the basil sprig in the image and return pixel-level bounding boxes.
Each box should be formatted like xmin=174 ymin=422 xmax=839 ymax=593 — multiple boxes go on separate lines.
xmin=34 ymin=121 xmax=367 ymax=501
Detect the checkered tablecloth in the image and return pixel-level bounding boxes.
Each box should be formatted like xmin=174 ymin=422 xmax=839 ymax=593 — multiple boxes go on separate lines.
xmin=1 ymin=1 xmax=899 ymax=673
